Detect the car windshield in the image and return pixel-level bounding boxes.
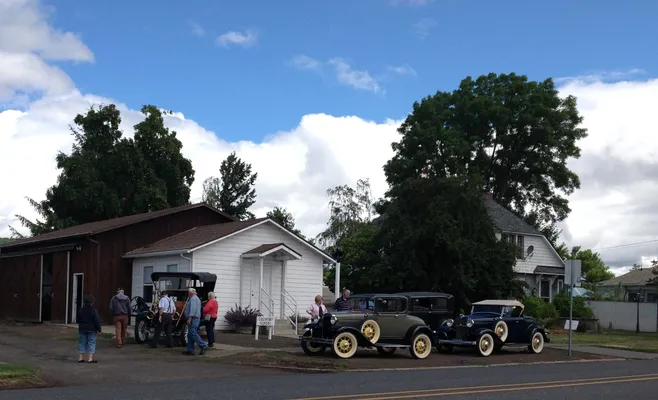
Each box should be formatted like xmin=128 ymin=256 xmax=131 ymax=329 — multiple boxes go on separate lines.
xmin=471 ymin=305 xmax=503 ymax=315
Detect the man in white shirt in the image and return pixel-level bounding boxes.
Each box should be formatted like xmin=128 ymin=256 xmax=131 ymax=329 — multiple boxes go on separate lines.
xmin=149 ymin=290 xmax=176 ymax=348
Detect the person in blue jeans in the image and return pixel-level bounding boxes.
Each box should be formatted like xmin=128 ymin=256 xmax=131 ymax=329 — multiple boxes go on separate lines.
xmin=182 ymin=288 xmax=208 ymax=356
xmin=77 ymin=294 xmax=101 ymax=363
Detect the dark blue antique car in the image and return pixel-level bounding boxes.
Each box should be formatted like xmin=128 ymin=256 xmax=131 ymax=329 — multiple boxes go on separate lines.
xmin=436 ymin=299 xmax=550 ymax=357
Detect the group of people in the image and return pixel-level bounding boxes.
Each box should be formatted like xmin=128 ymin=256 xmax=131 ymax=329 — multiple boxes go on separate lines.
xmin=305 ymin=289 xmax=352 ymax=319
xmin=75 ymin=287 xmax=219 ymax=362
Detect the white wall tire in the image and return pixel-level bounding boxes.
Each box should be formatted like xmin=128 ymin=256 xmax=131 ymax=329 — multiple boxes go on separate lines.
xmin=410 ymin=333 xmax=432 ymax=359
xmin=529 ymin=331 xmax=544 ymax=354
xmin=477 ymin=333 xmax=495 ymax=357
xmin=333 ymin=332 xmax=358 ymax=359
xmin=494 ymin=320 xmax=509 ymax=342
xmin=360 ymin=320 xmax=381 ymax=344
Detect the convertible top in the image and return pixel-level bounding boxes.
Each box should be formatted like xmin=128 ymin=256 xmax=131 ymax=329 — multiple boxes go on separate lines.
xmin=151 ymin=272 xmax=217 ymax=283
xmin=472 ymin=299 xmax=524 ymax=309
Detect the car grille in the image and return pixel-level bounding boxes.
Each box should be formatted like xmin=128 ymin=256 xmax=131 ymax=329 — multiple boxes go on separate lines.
xmin=455 ymin=326 xmax=470 ymax=339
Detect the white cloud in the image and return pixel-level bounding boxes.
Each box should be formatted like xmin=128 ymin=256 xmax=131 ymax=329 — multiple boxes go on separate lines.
xmin=289 ymin=55 xmax=383 ymax=94
xmin=189 ymin=21 xmax=206 ymax=37
xmin=386 ymin=65 xmax=417 ymax=76
xmin=0 ymin=0 xmax=94 ymax=62
xmin=413 ymin=18 xmax=436 ymax=39
xmin=216 ymin=29 xmax=258 ymax=48
xmin=1 ymin=1 xmax=657 ymax=276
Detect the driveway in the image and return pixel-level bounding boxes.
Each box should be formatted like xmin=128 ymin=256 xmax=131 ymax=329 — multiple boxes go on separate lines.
xmin=0 ymin=322 xmax=281 ymax=388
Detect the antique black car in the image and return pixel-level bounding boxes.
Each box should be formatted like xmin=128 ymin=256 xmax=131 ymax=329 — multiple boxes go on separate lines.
xmin=300 ymin=294 xmax=434 ymax=359
xmin=131 ymin=272 xmax=217 ymax=346
xmin=436 ymin=299 xmax=550 ymax=356
xmin=396 ymin=291 xmax=455 ymax=348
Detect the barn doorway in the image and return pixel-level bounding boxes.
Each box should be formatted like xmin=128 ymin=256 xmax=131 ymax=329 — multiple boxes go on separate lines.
xmin=71 ymin=273 xmax=84 ymax=323
xmin=41 ymin=254 xmax=54 ymax=322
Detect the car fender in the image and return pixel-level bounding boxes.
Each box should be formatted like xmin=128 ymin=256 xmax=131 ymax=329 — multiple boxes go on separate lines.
xmin=334 ymin=326 xmax=372 ymax=346
xmin=405 ymin=324 xmax=434 ymax=345
xmin=529 ymin=326 xmax=549 ymax=343
xmin=475 ymin=328 xmax=500 ymax=343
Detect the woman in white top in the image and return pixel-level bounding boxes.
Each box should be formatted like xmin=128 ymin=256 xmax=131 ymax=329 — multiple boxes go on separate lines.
xmin=306 ymin=295 xmax=328 ymax=318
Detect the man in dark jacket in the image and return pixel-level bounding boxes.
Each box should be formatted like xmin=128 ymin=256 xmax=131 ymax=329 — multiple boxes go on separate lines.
xmin=109 ymin=288 xmax=131 ymax=348
xmin=334 ymin=289 xmax=351 ymax=311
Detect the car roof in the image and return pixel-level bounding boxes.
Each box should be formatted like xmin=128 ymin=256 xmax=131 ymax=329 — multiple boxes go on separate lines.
xmin=349 ymin=293 xmax=386 ymax=298
xmin=396 ymin=291 xmax=453 ymax=298
xmin=472 ymin=299 xmax=524 ymax=309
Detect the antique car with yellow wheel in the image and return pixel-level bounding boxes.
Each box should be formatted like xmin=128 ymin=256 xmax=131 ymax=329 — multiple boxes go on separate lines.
xmin=436 ymin=299 xmax=550 ymax=356
xmin=299 ymin=294 xmax=434 ymax=359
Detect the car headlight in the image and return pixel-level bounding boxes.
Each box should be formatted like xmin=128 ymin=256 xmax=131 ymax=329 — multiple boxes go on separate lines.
xmin=444 ymin=318 xmax=454 ymax=327
xmin=330 ymin=315 xmax=338 ymax=325
xmin=466 ymin=318 xmax=474 ymax=328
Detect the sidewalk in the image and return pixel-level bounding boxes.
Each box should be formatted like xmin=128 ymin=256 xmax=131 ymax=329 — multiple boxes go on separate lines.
xmin=547 ymin=344 xmax=658 ymax=359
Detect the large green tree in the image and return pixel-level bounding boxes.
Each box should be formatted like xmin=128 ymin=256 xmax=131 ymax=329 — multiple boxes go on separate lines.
xmin=384 ymin=73 xmax=588 ymax=243
xmin=374 ymin=177 xmax=522 ymax=308
xmin=202 ymin=152 xmax=257 ymax=220
xmin=15 ymin=104 xmax=195 ymax=235
xmin=266 ymin=207 xmax=304 ymax=237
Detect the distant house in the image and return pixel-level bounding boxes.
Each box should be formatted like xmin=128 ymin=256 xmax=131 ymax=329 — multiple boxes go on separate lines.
xmin=483 ymin=194 xmax=566 ymax=301
xmin=597 ymin=268 xmax=658 ymax=303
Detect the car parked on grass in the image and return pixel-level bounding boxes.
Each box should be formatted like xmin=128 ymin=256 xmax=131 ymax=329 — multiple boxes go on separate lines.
xmin=131 ymin=272 xmax=217 ymax=346
xmin=300 ymin=294 xmax=434 ymax=359
xmin=436 ymin=299 xmax=550 ymax=356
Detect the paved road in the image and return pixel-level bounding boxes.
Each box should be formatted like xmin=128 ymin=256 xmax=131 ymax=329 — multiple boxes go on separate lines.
xmin=4 ymin=359 xmax=658 ymax=399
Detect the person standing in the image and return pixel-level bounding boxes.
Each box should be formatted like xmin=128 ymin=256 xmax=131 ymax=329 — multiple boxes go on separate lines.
xmin=109 ymin=287 xmax=131 ymax=348
xmin=149 ymin=290 xmax=175 ymax=348
xmin=182 ymin=288 xmax=208 ymax=356
xmin=334 ymin=289 xmax=351 ymax=311
xmin=201 ymin=292 xmax=218 ymax=347
xmin=306 ymin=295 xmax=328 ymax=318
xmin=77 ymin=295 xmax=101 ymax=363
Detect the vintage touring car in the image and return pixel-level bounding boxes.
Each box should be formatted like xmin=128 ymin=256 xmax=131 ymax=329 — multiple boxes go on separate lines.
xmin=436 ymin=299 xmax=550 ymax=356
xmin=131 ymin=272 xmax=217 ymax=346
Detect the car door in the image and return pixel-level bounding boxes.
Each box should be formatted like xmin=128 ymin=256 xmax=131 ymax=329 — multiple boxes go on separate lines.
xmin=373 ymin=296 xmax=410 ymax=340
xmin=503 ymin=306 xmax=528 ymax=343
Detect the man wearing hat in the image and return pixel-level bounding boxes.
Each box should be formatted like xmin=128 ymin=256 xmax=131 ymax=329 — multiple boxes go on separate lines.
xmin=150 ymin=290 xmax=176 ymax=348
xmin=109 ymin=287 xmax=131 ymax=348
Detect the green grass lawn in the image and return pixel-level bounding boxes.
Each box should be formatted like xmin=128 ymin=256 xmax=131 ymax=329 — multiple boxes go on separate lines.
xmin=0 ymin=364 xmax=43 ymax=389
xmin=550 ymin=330 xmax=658 ymax=353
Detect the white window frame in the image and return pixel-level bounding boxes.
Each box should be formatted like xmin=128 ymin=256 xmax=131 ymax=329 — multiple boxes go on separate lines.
xmin=166 ymin=264 xmax=178 ymax=273
xmin=502 ymin=234 xmax=525 ymax=259
xmin=143 ymin=266 xmax=154 ymax=302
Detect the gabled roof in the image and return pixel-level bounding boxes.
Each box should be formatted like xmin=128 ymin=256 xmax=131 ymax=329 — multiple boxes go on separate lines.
xmin=124 ymin=218 xmax=336 ymax=263
xmin=242 ymin=243 xmax=302 ymax=259
xmin=598 ymin=268 xmax=657 ymax=287
xmin=483 ymin=196 xmax=541 ymax=235
xmin=0 ymin=203 xmax=234 ymax=250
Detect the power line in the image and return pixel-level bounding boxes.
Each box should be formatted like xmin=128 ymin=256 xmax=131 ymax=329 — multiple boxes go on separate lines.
xmin=591 ymin=239 xmax=658 ymax=252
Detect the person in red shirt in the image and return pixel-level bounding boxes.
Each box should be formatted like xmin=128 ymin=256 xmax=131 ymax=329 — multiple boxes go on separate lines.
xmin=201 ymin=292 xmax=218 ymax=347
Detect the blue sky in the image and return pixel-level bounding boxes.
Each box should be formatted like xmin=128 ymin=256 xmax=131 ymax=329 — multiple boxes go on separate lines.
xmin=45 ymin=0 xmax=658 ymax=142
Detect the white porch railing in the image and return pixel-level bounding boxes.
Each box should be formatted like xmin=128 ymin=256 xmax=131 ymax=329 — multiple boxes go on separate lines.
xmin=260 ymin=288 xmax=275 ymax=323
xmin=282 ymin=289 xmax=298 ymax=332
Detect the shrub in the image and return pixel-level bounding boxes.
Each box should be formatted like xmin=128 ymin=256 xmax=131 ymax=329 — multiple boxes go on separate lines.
xmin=523 ymin=296 xmax=559 ymax=327
xmin=224 ymin=304 xmax=261 ymax=327
xmin=552 ymin=291 xmax=594 ymax=319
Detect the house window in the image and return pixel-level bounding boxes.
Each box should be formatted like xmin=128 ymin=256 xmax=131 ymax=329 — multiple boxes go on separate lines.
xmin=166 ymin=264 xmax=178 ymax=273
xmin=647 ymin=294 xmax=658 ymax=303
xmin=501 ymin=234 xmax=525 ymax=259
xmin=557 ymin=280 xmax=564 ymax=293
xmin=143 ymin=266 xmax=154 ymax=302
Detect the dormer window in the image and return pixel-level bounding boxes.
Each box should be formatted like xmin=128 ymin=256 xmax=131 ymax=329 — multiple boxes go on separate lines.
xmin=501 ymin=234 xmax=525 ymax=259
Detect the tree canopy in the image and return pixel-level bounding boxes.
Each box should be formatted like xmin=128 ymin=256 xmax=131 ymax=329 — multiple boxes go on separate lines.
xmin=202 ymin=151 xmax=257 ymax=220
xmin=15 ymin=104 xmax=195 ymax=236
xmin=383 ymin=73 xmax=588 ymax=243
xmin=266 ymin=206 xmax=304 ymax=237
